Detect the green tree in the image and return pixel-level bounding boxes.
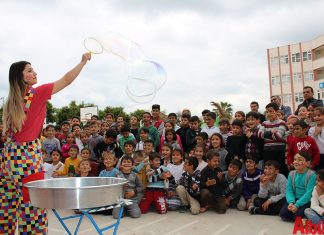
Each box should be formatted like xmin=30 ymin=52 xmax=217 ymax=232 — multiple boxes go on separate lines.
xmin=100 ymin=106 xmax=129 ymax=122
xmin=46 ymin=101 xmax=57 ymax=123
xmin=212 ymin=101 xmax=233 ymax=119
xmin=129 ymin=109 xmax=146 ymax=120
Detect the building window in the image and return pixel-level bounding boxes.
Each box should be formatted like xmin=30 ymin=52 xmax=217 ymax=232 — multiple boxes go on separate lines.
xmin=295 ymin=92 xmax=303 ymax=103
xmin=304 ymin=71 xmax=313 ymax=81
xmin=303 ymin=51 xmax=312 ymax=61
xmin=292 ymin=53 xmax=301 ymax=63
xmin=293 ymin=73 xmax=302 ymax=83
xmin=270 ymin=56 xmax=279 ymax=66
xmin=271 ymin=76 xmax=280 ymax=86
xmin=280 ymin=55 xmax=289 ymax=64
xmin=283 ymin=94 xmax=292 ymax=104
xmin=281 ymin=74 xmax=291 ymax=84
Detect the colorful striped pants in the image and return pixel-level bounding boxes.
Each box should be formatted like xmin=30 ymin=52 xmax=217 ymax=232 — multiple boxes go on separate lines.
xmin=0 ymin=139 xmax=47 ymax=235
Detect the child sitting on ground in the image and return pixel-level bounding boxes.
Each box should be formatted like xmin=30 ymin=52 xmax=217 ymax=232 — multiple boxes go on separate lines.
xmin=113 ymin=156 xmax=143 ymax=219
xmin=176 ymin=156 xmax=201 ymax=215
xmin=221 ymin=159 xmax=243 ymax=209
xmin=249 ymin=160 xmax=287 ymax=215
xmin=200 ymin=150 xmax=226 ymax=214
xmin=139 ymin=152 xmax=170 ymax=214
xmin=280 ymin=151 xmax=316 ymax=221
xmin=238 ymin=156 xmax=263 ymax=211
xmin=304 ymin=169 xmax=324 ymax=224
xmin=132 ymin=150 xmax=149 ymax=189
xmin=98 ymin=152 xmax=119 ymax=177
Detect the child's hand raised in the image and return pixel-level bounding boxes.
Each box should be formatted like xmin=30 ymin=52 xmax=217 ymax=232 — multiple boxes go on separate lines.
xmin=206 ymin=178 xmax=216 ymax=187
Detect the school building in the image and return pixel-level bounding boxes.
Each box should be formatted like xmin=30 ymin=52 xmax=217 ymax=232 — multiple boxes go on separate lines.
xmin=267 ymin=34 xmax=324 ymax=111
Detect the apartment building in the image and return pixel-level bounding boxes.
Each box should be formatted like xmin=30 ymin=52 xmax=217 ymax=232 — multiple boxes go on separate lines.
xmin=267 ymin=34 xmax=324 ymax=112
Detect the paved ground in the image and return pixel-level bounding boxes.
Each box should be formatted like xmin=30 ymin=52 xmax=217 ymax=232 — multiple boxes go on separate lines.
xmin=46 ymin=208 xmax=296 ymax=235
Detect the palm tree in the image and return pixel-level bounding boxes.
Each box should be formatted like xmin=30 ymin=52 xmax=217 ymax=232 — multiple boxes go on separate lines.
xmin=212 ymin=101 xmax=233 ymax=119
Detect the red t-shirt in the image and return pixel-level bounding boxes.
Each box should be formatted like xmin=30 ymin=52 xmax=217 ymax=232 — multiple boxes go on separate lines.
xmin=287 ymin=136 xmax=320 ymax=168
xmin=14 ymin=83 xmax=54 ymax=142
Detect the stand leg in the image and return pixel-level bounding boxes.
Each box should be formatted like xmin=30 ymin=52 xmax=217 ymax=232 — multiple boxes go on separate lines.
xmin=52 ymin=209 xmax=72 ymax=235
xmin=74 ymin=214 xmax=85 ymax=235
xmin=86 ymin=213 xmax=104 ymax=235
xmin=113 ymin=206 xmax=124 ymax=235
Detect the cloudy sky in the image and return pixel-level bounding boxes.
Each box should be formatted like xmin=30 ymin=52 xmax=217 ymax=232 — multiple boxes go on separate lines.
xmin=0 ymin=0 xmax=323 ymax=116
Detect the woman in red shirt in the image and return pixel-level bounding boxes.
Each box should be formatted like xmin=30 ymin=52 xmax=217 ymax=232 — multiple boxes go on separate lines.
xmin=0 ymin=53 xmax=91 ymax=234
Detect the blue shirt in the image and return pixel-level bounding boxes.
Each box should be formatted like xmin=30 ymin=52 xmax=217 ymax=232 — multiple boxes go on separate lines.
xmin=99 ymin=168 xmax=119 ymax=177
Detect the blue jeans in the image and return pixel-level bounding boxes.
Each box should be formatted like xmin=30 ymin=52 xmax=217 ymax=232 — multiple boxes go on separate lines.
xmin=304 ymin=208 xmax=324 ymax=224
xmin=279 ymin=202 xmax=310 ymax=221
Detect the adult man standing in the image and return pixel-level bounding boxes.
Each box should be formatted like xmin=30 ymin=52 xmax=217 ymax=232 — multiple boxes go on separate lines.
xmin=250 ymin=101 xmax=266 ymax=123
xmin=295 ymin=86 xmax=323 ymax=114
xmin=270 ymin=95 xmax=292 ymax=121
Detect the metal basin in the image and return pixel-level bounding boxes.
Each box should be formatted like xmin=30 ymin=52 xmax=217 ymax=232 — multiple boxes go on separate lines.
xmin=25 ymin=177 xmax=127 ymax=209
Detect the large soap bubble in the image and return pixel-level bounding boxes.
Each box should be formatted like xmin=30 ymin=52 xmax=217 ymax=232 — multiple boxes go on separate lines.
xmin=84 ymin=33 xmax=166 ymax=103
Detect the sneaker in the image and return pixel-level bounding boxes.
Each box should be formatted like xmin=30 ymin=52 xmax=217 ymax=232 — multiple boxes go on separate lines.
xmin=179 ymin=205 xmax=189 ymax=213
xmin=248 ymin=206 xmax=256 ymax=215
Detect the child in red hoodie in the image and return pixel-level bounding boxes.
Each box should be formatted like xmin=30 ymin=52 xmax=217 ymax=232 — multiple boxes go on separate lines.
xmin=287 ymin=120 xmax=320 ymax=169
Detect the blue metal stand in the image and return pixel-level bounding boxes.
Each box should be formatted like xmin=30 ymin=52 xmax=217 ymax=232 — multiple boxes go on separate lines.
xmin=52 ymin=205 xmax=124 ymax=235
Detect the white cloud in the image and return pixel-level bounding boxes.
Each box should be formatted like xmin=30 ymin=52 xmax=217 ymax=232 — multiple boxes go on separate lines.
xmin=0 ymin=0 xmax=323 ymax=118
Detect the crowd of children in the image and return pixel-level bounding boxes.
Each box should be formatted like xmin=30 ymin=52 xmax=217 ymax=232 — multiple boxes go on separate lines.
xmin=2 ymin=100 xmax=323 ymax=224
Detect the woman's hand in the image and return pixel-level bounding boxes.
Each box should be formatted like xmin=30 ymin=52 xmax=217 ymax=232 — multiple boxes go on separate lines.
xmin=81 ymin=53 xmax=91 ymax=65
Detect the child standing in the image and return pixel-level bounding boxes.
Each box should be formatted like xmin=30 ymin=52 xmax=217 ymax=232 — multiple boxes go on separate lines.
xmin=139 ymin=152 xmax=169 ymax=214
xmin=280 ymin=152 xmax=316 ymax=221
xmin=161 ymin=143 xmax=173 ymax=166
xmin=75 ymin=159 xmax=92 ymax=177
xmin=218 ymin=118 xmax=232 ymax=145
xmin=210 ymin=133 xmax=228 ymax=171
xmin=244 ymin=112 xmax=264 ymax=167
xmin=200 ymin=150 xmax=226 ymax=214
xmin=99 ymin=152 xmax=119 ymax=177
xmin=46 ymin=150 xmax=65 ymax=179
xmin=113 ymin=156 xmax=143 ymax=219
xmin=42 ymin=124 xmax=61 ymax=162
xmin=81 ymin=147 xmax=98 ymax=176
xmin=304 ymin=169 xmax=324 ymax=224
xmin=226 ymin=119 xmax=245 ymax=163
xmin=186 ymin=116 xmax=201 ymax=152
xmin=135 ymin=127 xmax=149 ymax=151
xmin=258 ymin=102 xmax=287 ymax=175
xmin=130 ymin=115 xmax=139 ymax=141
xmin=118 ymin=125 xmax=136 ymax=154
xmin=238 ymin=156 xmax=263 ymax=211
xmin=176 ymin=157 xmax=201 ymax=214
xmin=308 ymin=107 xmax=324 ymax=170
xmin=176 ymin=114 xmax=191 ymax=152
xmin=61 ymin=132 xmax=75 ymax=161
xmin=201 ymin=112 xmax=220 ymax=139
xmin=249 ymin=160 xmax=287 ymax=215
xmin=194 ymin=145 xmax=208 ymax=172
xmin=287 ymin=120 xmax=320 ymax=170
xmin=55 ymin=145 xmax=80 ymax=177
xmin=164 ymin=129 xmax=182 ymax=151
xmin=88 ymin=121 xmax=104 ymax=161
xmin=222 ymin=159 xmax=243 ymax=209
